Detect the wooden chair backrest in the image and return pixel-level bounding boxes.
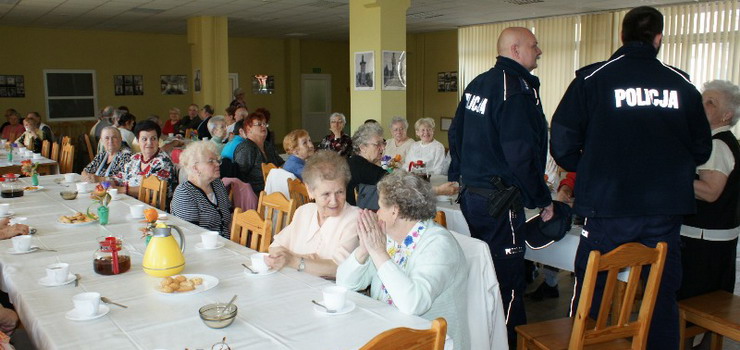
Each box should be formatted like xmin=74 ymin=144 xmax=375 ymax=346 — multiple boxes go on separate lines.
xmin=230 ymin=208 xmax=273 ymax=252
xmin=184 ymin=129 xmax=194 ymax=139
xmin=360 ymin=317 xmax=447 ymax=350
xmin=261 ymin=163 xmax=277 ymax=183
xmin=84 ymin=133 xmax=95 ymax=161
xmin=59 ymin=143 xmax=74 ymax=174
xmin=61 ymin=136 xmax=71 ymax=146
xmin=257 ymin=191 xmax=296 ymax=234
xmin=569 ymin=242 xmax=667 ymax=349
xmin=51 ymin=142 xmax=60 ymax=162
xmin=287 ymin=178 xmax=312 ymax=206
xmin=138 ymin=175 xmax=167 ymax=210
xmin=41 ymin=140 xmax=51 ymax=158
xmin=433 ymin=211 xmax=447 ymax=228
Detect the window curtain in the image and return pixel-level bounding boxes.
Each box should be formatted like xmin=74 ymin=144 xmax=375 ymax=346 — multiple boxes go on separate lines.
xmin=458 ymin=0 xmax=740 ymax=123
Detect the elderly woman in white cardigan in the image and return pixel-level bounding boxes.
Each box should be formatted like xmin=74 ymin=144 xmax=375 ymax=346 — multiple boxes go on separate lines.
xmin=405 ymin=118 xmax=446 ymax=175
xmin=337 ymin=171 xmax=469 ymax=350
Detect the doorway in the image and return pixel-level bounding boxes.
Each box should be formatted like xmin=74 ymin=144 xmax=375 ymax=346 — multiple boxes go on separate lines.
xmin=301 ymin=74 xmax=331 ymax=142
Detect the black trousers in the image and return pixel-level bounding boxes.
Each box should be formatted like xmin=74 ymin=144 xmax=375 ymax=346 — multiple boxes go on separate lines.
xmin=678 ymin=235 xmax=737 ymax=300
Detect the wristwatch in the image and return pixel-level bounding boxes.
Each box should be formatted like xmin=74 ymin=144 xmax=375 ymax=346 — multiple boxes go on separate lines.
xmin=298 ymin=257 xmax=306 ymax=272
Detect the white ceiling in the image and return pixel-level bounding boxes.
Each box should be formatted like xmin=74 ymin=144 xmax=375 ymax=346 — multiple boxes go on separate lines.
xmin=0 ymin=0 xmax=697 ymax=41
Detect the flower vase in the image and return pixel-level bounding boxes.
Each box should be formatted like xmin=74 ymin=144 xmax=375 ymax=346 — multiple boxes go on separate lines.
xmin=31 ymin=173 xmax=39 ymax=186
xmin=145 ymin=236 xmax=151 ymax=246
xmin=98 ymin=206 xmax=109 ymax=225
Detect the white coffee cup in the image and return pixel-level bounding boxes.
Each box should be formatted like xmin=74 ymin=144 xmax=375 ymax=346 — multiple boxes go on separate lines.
xmin=72 ymin=292 xmax=101 ymax=317
xmin=76 ymin=182 xmax=89 ymax=193
xmin=129 ymin=204 xmax=146 ymax=218
xmin=11 ymin=235 xmax=32 ymax=253
xmin=63 ymin=173 xmax=76 ymax=182
xmin=46 ymin=262 xmax=70 ymax=284
xmin=33 ymin=153 xmax=43 ymax=160
xmin=25 ymin=150 xmax=33 ymax=157
xmin=200 ymin=231 xmax=219 ymax=249
xmin=0 ymin=203 xmax=10 ymax=216
xmin=250 ymin=253 xmax=269 ymax=273
xmin=108 ymin=188 xmax=118 ymax=199
xmin=322 ymin=286 xmax=348 ymax=311
xmin=168 ymin=133 xmax=174 ymax=138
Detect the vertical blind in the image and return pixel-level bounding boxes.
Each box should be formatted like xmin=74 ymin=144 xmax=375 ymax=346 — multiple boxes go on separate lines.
xmin=459 ymin=0 xmax=740 ymax=122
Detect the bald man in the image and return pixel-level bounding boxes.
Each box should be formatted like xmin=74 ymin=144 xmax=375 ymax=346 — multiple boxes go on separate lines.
xmin=449 ymin=27 xmax=553 ymax=347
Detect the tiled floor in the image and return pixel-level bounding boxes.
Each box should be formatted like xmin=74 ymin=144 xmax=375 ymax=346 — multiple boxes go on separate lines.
xmin=523 ymin=242 xmax=740 ymax=349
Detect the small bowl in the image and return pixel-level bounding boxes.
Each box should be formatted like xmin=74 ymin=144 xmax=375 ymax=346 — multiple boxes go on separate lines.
xmin=198 ymin=303 xmax=237 ymax=329
xmin=60 ymin=191 xmax=78 ymax=200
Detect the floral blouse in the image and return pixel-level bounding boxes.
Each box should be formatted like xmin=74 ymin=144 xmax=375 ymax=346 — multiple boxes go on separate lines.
xmin=318 ymin=133 xmax=353 ymax=157
xmin=116 ymin=150 xmax=177 ymax=198
xmin=83 ymin=149 xmax=132 ymax=185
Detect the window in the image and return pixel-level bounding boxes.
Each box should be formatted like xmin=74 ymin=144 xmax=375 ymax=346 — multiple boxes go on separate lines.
xmin=44 ymin=69 xmax=98 ymax=120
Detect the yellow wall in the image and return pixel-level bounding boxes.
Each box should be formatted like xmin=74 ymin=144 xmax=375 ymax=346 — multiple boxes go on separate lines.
xmin=406 ymin=30 xmax=459 ymax=147
xmin=300 ymin=39 xmax=351 ymax=136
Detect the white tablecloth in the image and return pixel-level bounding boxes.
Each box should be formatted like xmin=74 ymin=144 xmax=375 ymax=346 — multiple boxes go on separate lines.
xmin=0 ymin=175 xmax=431 ymax=350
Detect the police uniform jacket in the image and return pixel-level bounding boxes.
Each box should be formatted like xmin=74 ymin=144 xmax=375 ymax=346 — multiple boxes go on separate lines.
xmin=449 ymin=56 xmax=551 ymax=209
xmin=550 ymin=42 xmax=712 ymax=218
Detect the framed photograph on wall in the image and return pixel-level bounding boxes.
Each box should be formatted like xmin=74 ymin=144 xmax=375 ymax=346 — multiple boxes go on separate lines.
xmin=114 ymin=75 xmax=143 ymax=96
xmin=354 ymin=51 xmax=374 ymax=91
xmin=437 ymin=72 xmax=446 ymax=92
xmin=440 ymin=117 xmax=453 ymax=131
xmin=252 ymin=75 xmax=274 ymax=94
xmin=0 ymin=74 xmax=25 ymax=97
xmin=194 ymin=69 xmax=201 ymax=93
xmin=382 ymin=50 xmax=406 ymax=90
xmin=160 ymin=75 xmax=187 ymax=95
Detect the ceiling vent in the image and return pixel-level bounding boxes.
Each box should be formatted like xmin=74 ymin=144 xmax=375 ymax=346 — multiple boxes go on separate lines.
xmin=503 ymin=0 xmax=544 ymax=4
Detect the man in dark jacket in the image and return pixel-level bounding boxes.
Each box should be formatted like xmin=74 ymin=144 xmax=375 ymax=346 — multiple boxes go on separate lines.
xmin=449 ymin=27 xmax=553 ymax=347
xmin=550 ymin=6 xmax=712 ymax=348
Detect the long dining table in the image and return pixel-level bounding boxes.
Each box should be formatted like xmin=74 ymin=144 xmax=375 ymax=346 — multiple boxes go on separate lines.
xmin=0 ymin=175 xmax=431 ymax=350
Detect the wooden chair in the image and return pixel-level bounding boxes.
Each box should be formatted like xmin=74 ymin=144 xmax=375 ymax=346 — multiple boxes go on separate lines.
xmin=230 ymin=208 xmax=273 ymax=252
xmin=50 ymin=142 xmax=60 ymax=162
xmin=61 ymin=136 xmax=71 ymax=146
xmin=261 ymin=163 xmax=277 ymax=183
xmin=41 ymin=140 xmax=51 ymax=158
xmin=287 ymin=178 xmax=312 ymax=206
xmin=184 ymin=128 xmax=194 ymax=139
xmin=360 ymin=317 xmax=447 ymax=350
xmin=257 ymin=191 xmax=296 ymax=234
xmin=59 ymin=143 xmax=74 ymax=174
xmin=433 ymin=211 xmax=447 ymax=228
xmin=138 ymin=175 xmax=167 ymax=210
xmin=679 ymin=290 xmax=740 ymax=350
xmin=515 ymin=242 xmax=668 ymax=350
xmin=83 ymin=134 xmax=95 ymax=162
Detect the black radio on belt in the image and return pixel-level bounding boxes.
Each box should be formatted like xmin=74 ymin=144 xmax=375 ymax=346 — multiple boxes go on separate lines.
xmin=487 ymin=177 xmax=523 ymax=218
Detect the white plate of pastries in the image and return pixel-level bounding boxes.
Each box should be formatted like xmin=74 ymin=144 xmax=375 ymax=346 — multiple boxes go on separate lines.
xmin=155 ymin=274 xmax=219 ymax=295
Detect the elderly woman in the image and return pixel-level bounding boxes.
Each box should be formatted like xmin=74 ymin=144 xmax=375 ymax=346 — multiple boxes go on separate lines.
xmin=117 ymin=113 xmax=136 ymax=148
xmin=282 ymin=129 xmax=315 ymax=180
xmin=337 ymin=171 xmax=469 ymax=349
xmin=383 ymin=116 xmax=414 ymax=166
xmin=207 ymin=115 xmax=228 ymax=154
xmin=1 ymin=109 xmax=24 ymax=141
xmin=679 ymin=80 xmax=740 ymax=301
xmin=171 ymin=141 xmax=232 ymax=238
xmin=117 ymin=121 xmax=177 ymax=199
xmin=406 ymin=118 xmax=446 ymax=175
xmin=318 ymin=112 xmax=352 ymax=157
xmin=162 ymin=107 xmax=181 ymax=135
xmin=14 ymin=116 xmax=47 ymax=152
xmin=348 ymin=123 xmax=458 ymax=206
xmin=233 ymin=111 xmax=284 ymax=195
xmin=81 ymin=127 xmax=132 ymax=184
xmin=265 ymin=150 xmax=359 ymax=277
xmin=229 ymin=88 xmax=248 ymax=109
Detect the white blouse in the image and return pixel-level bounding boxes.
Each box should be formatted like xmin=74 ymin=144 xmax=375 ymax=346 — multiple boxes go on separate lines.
xmin=383 ymin=138 xmax=414 ymax=167
xmin=405 ymin=140 xmax=446 ymax=175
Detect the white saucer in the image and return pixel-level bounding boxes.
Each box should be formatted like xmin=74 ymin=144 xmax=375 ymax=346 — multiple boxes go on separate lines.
xmin=65 ymin=304 xmax=110 ymax=321
xmin=436 ymin=195 xmax=452 ymax=202
xmin=24 ymin=186 xmax=44 ymax=193
xmin=38 ymin=273 xmax=76 ymax=287
xmin=0 ymin=211 xmax=16 ymax=218
xmin=313 ymin=300 xmax=355 ymax=315
xmin=195 ymin=242 xmax=225 ymax=250
xmin=7 ymin=246 xmax=39 ymax=255
xmin=243 ymin=268 xmax=277 ymax=277
xmin=125 ymin=214 xmax=145 ymax=220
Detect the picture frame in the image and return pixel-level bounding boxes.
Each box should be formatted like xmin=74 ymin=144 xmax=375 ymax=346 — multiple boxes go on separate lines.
xmin=160 ymin=75 xmax=187 ymax=95
xmin=440 ymin=117 xmax=453 ymax=131
xmin=354 ymin=51 xmax=375 ymax=91
xmin=382 ymin=50 xmax=406 ymax=90
xmin=0 ymin=75 xmax=25 ymax=97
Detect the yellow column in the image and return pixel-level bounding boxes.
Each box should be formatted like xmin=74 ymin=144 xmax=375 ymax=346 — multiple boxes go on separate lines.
xmin=349 ymin=0 xmax=410 ymax=136
xmin=187 ymin=17 xmax=230 ymax=114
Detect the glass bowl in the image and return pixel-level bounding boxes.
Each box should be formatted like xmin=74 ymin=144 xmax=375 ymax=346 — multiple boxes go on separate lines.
xmin=60 ymin=191 xmax=78 ymax=200
xmin=199 ymin=303 xmax=237 ymax=329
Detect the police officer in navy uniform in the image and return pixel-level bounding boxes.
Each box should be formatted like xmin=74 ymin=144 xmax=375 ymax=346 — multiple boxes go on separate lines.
xmin=550 ymin=6 xmax=712 ymax=349
xmin=449 ymin=27 xmax=554 ymax=348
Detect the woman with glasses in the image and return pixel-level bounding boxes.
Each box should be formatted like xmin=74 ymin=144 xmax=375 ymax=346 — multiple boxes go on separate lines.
xmin=172 ymin=141 xmax=232 ymax=238
xmin=81 ymin=126 xmax=132 ymax=185
xmin=318 ymin=112 xmax=352 ymax=157
xmin=233 ymin=111 xmax=284 ymax=195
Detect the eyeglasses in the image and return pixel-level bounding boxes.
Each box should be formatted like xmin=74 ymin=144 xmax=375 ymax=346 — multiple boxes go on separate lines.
xmin=367 ymin=141 xmax=386 ymax=148
xmin=197 ymin=158 xmax=222 ymax=166
xmin=251 ymin=122 xmax=269 ymax=128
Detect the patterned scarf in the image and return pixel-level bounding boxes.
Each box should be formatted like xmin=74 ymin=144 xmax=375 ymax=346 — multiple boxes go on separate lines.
xmin=379 ymin=221 xmax=427 ymax=305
